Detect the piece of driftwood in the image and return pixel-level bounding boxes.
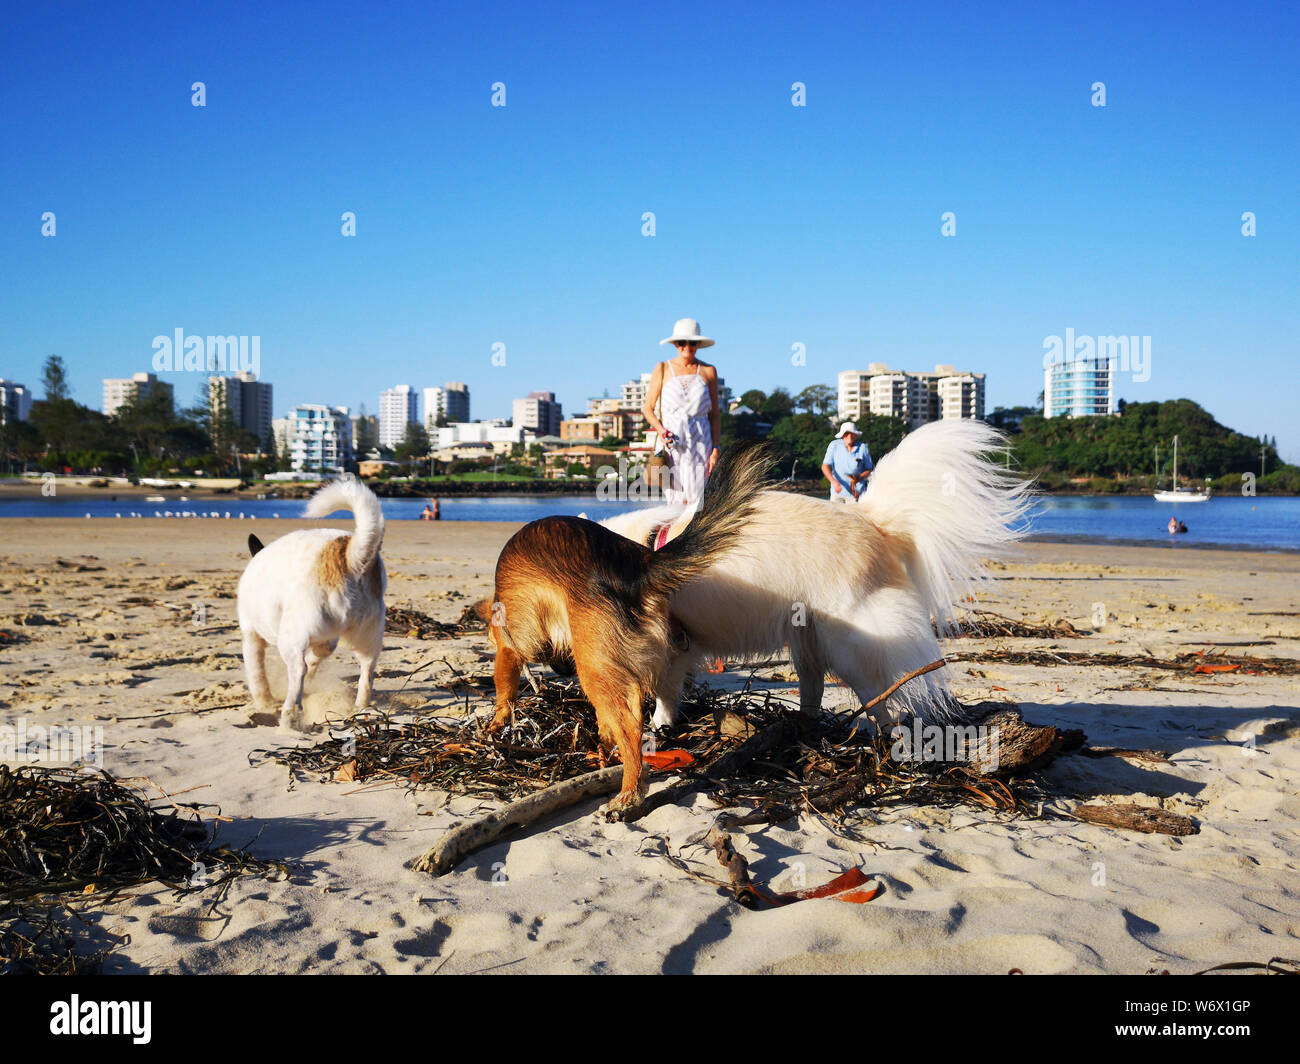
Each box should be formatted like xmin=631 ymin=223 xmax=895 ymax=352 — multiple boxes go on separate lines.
xmin=410 ymin=765 xmax=624 ymax=875
xmin=708 ymin=829 xmax=759 ymax=907
xmin=1073 ymin=802 xmax=1198 ymax=836
xmin=953 ymin=703 xmax=1085 ymax=776
xmin=1078 ymin=746 xmax=1170 ymax=765
xmin=844 ymin=660 xmax=947 ymax=726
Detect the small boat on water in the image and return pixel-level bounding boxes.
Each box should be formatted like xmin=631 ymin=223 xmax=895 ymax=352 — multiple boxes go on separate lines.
xmin=145 ymin=495 xmax=167 ymax=502
xmin=1153 ymin=436 xmax=1211 ymax=502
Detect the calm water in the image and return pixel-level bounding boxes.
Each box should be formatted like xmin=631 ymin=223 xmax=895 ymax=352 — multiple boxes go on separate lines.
xmin=2 ymin=489 xmax=1297 ymax=552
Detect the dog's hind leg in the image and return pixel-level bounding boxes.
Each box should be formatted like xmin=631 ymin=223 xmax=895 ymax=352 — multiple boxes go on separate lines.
xmin=487 ymin=643 xmax=523 ymax=734
xmin=278 ymin=639 xmax=309 ymax=732
xmin=242 ymin=630 xmax=273 ymax=706
xmin=573 ymin=650 xmax=646 ymax=813
xmin=790 ymin=625 xmax=826 ymax=718
xmin=352 ymin=618 xmax=383 ymax=708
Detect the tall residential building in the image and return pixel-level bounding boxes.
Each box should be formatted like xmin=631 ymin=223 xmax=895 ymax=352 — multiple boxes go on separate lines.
xmin=102 ymin=372 xmax=174 ymax=417
xmin=1044 ymin=355 xmax=1117 ymax=418
xmin=512 ymin=391 xmax=563 ymax=437
xmin=379 ymin=385 xmax=418 ymax=449
xmin=621 ymin=373 xmax=653 ymax=411
xmin=837 ymin=364 xmax=985 ymax=429
xmin=286 ymin=404 xmax=354 ymax=473
xmin=421 ymin=382 xmax=471 ymax=431
xmin=0 ymin=379 xmax=33 ymax=424
xmin=208 ymin=372 xmax=273 ymax=448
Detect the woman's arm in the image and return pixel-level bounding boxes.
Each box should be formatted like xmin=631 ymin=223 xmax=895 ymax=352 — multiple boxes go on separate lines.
xmin=642 ymin=362 xmax=668 ymax=439
xmin=703 ymin=364 xmax=721 ymax=474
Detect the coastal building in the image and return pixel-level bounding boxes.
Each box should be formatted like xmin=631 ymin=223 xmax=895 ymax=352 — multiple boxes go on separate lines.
xmin=208 ymin=372 xmax=273 ymax=448
xmin=102 ymin=372 xmax=174 ymax=417
xmin=430 ymin=421 xmax=530 ymax=457
xmin=286 ymin=404 xmax=354 ymax=473
xmin=512 ymin=391 xmax=563 ymax=437
xmin=422 ymin=382 xmax=470 ymax=430
xmin=0 ymin=379 xmax=33 ymax=424
xmin=379 ymin=385 xmax=418 ymax=449
xmin=837 ymin=364 xmax=985 ymax=428
xmin=1044 ymin=355 xmax=1117 ymax=418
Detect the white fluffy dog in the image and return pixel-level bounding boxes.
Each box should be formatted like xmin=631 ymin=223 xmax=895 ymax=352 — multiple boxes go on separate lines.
xmin=601 ymin=420 xmax=1032 ymax=730
xmin=237 ymin=479 xmax=386 ymax=730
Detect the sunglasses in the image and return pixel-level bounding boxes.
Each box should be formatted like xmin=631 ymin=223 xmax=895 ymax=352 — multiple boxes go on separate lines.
xmin=675 ymin=341 xmax=699 ymax=348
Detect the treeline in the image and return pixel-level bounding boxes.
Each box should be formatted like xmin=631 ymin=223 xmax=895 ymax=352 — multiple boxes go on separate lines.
xmin=0 ymin=356 xmax=282 ymax=477
xmin=1000 ymin=399 xmax=1297 ymax=492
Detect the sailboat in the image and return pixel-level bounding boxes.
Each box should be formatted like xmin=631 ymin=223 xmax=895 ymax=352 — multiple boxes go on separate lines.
xmin=1153 ymin=435 xmax=1210 ymax=502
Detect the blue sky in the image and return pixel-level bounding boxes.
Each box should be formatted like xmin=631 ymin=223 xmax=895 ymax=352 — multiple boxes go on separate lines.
xmin=3 ymin=1 xmax=1298 ymax=457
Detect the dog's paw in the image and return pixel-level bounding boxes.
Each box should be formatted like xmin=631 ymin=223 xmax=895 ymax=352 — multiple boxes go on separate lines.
xmin=602 ymin=788 xmax=647 ymax=822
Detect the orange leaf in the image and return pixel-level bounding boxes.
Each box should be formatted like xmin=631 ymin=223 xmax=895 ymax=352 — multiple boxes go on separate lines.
xmin=643 ymin=749 xmax=695 ymax=772
xmin=706 ymin=657 xmax=725 ymax=674
xmin=757 ymin=868 xmax=883 ymax=906
xmin=1193 ymin=663 xmax=1240 ymax=674
xmin=990 ymin=685 xmax=1007 ymax=692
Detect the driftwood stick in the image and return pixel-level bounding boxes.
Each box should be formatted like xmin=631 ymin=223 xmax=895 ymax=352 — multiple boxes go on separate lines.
xmin=410 ymin=765 xmax=624 ymax=875
xmin=1073 ymin=802 xmax=1199 ymax=836
xmin=843 ymin=660 xmax=947 ymax=725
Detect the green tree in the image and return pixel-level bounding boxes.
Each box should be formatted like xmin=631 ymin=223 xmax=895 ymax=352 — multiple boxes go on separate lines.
xmin=41 ymin=355 xmax=71 ymax=401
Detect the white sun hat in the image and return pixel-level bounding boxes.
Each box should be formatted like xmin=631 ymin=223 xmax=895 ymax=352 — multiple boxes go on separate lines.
xmin=659 ymin=318 xmax=715 ymax=348
xmin=838 ymin=422 xmax=860 ymax=437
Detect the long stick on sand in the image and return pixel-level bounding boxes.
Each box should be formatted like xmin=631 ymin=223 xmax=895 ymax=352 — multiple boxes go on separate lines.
xmin=409 ymin=765 xmax=625 ymax=876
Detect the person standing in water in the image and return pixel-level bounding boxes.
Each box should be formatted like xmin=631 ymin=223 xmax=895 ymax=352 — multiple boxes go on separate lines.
xmin=641 ymin=318 xmax=722 ymax=506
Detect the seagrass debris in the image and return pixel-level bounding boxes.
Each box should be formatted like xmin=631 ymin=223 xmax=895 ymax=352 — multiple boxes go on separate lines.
xmin=944 ymin=647 xmax=1300 ymax=675
xmin=385 ymin=603 xmax=481 ymax=640
xmin=0 ymin=764 xmax=290 ymax=905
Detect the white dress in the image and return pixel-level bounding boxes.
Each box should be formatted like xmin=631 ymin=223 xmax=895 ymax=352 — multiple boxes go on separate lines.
xmin=658 ymin=361 xmax=713 ymax=506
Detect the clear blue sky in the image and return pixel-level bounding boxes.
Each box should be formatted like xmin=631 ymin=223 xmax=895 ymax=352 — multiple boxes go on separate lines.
xmin=3 ymin=1 xmax=1297 ymax=458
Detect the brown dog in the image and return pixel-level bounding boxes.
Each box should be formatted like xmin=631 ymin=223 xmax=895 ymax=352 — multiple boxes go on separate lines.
xmin=485 ymin=443 xmax=768 ymax=813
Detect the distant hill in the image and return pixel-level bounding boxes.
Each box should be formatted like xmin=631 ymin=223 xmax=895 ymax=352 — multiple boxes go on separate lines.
xmin=1004 ymin=399 xmax=1298 ymax=493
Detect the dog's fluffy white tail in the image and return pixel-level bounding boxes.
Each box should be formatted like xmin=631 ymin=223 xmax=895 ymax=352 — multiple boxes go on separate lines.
xmin=304 ymin=479 xmax=385 ymax=575
xmin=858 ymin=420 xmax=1033 ymax=635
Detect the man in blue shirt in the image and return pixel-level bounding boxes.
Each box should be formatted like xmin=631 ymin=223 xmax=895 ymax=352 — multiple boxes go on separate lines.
xmin=822 ymin=422 xmax=874 ymax=503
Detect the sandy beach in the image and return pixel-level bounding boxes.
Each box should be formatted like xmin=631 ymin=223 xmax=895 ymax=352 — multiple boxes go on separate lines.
xmin=2 ymin=517 xmax=1297 ymax=974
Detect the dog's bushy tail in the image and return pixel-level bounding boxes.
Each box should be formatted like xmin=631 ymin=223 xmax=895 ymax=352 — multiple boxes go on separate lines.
xmin=304 ymin=478 xmax=386 ymax=576
xmin=857 ymin=420 xmax=1034 ymax=635
xmin=644 ymin=441 xmax=769 ymax=596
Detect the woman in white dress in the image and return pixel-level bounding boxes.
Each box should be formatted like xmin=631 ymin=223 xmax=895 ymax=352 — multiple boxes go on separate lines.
xmin=642 ymin=318 xmax=722 ymax=506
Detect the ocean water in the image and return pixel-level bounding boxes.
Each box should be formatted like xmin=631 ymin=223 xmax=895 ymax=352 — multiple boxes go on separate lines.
xmin=2 ymin=489 xmax=1297 ymax=551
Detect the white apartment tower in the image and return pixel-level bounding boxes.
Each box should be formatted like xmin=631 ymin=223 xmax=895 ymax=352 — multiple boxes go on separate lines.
xmin=379 ymin=385 xmax=418 ymax=449
xmin=1043 ymin=356 xmax=1117 ymax=418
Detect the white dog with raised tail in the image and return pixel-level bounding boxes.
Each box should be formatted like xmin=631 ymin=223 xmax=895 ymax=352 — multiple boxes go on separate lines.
xmin=600 ymin=420 xmax=1033 ymax=731
xmin=237 ymin=478 xmax=387 ymax=730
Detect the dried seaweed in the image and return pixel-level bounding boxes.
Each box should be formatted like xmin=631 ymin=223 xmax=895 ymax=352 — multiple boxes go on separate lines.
xmin=0 ymin=764 xmax=289 ymax=905
xmin=0 ymin=902 xmax=120 ymax=975
xmin=256 ymin=676 xmax=1062 ymax=825
xmin=385 ymin=603 xmax=479 ymax=640
xmin=945 ymin=647 xmax=1300 ymax=675
xmin=946 ymin=609 xmax=1086 ymax=640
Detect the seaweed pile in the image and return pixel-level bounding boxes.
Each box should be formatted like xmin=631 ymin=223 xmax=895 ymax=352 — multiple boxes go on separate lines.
xmin=257 ymin=676 xmax=1072 ymax=824
xmin=947 ymin=609 xmax=1086 ymax=640
xmin=0 ymin=764 xmax=290 ymax=973
xmin=386 ymin=603 xmax=481 ymax=640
